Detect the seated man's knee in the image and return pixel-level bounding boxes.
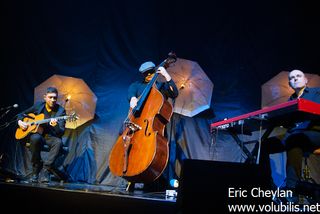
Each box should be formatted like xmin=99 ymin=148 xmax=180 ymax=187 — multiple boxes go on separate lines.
xmin=54 ymin=140 xmax=62 ymax=149
xmin=60 ymin=145 xmax=69 ymax=154
xmin=285 ymin=134 xmax=309 ymax=151
xmin=263 ymin=136 xmax=285 ymax=154
xmin=30 ymin=133 xmax=43 ymax=144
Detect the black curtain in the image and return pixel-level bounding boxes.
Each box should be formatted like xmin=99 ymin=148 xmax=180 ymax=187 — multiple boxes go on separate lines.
xmin=1 ymin=0 xmax=320 ymax=185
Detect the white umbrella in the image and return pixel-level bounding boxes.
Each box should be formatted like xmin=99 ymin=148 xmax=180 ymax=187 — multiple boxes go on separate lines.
xmin=261 ymin=71 xmax=320 ymax=108
xmin=34 ymin=74 xmax=97 ymax=129
xmin=166 ymin=58 xmax=214 ymax=117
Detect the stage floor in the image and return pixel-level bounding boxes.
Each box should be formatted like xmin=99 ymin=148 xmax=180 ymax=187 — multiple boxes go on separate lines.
xmin=1 ymin=179 xmax=178 ymax=213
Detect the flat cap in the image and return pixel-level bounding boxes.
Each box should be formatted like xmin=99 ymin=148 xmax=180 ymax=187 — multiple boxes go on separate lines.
xmin=139 ymin=61 xmax=155 ymax=73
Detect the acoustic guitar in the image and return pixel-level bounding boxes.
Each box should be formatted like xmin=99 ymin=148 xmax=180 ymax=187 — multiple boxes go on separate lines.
xmin=15 ymin=112 xmax=78 ymax=140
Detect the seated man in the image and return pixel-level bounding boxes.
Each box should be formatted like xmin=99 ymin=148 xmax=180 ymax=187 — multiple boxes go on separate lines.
xmin=283 ymin=69 xmax=320 ymax=189
xmin=17 ymin=87 xmax=66 ymax=183
xmin=261 ymin=70 xmax=320 ymax=197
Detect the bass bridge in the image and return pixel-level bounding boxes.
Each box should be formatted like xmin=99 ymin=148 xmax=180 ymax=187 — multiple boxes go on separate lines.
xmin=124 ymin=121 xmax=141 ymax=133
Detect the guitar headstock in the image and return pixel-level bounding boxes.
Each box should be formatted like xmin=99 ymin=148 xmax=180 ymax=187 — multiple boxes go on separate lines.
xmin=67 ymin=111 xmax=79 ymax=122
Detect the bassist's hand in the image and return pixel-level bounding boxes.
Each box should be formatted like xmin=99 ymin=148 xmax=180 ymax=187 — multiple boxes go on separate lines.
xmin=130 ymin=97 xmax=138 ymax=109
xmin=18 ymin=120 xmax=28 ymax=130
xmin=157 ymin=66 xmax=171 ymax=81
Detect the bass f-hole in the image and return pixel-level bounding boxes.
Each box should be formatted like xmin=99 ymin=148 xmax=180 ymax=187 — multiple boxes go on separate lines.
xmin=143 ymin=119 xmax=151 ymax=137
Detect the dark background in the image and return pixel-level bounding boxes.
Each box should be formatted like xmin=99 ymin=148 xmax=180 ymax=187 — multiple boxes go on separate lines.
xmin=1 ymin=0 xmax=319 ymax=185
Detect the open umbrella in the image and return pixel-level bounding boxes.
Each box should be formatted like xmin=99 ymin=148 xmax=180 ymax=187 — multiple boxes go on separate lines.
xmin=34 ymin=74 xmax=97 ymax=129
xmin=166 ymin=58 xmax=214 ymax=117
xmin=261 ymin=71 xmax=320 ymax=108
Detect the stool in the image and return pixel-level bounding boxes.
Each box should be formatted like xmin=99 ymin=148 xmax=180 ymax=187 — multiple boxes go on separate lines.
xmin=299 ymin=149 xmax=320 ymax=203
xmin=25 ymin=142 xmax=69 ymax=181
xmin=41 ymin=144 xmax=69 ymax=181
xmin=302 ymin=148 xmax=320 ymax=182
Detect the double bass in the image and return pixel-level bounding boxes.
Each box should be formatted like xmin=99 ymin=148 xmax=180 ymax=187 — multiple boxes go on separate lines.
xmin=109 ymin=53 xmax=177 ymax=183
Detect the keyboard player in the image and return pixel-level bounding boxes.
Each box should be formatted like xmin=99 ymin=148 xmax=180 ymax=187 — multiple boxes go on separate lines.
xmin=261 ymin=69 xmax=320 ymax=196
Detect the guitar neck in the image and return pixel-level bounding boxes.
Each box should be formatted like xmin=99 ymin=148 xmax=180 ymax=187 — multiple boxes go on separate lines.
xmin=32 ymin=115 xmax=69 ymax=125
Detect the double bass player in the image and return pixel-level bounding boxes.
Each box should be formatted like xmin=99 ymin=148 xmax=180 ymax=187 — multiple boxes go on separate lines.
xmin=109 ymin=56 xmax=178 ymax=191
xmin=128 ymin=61 xmax=178 ymax=110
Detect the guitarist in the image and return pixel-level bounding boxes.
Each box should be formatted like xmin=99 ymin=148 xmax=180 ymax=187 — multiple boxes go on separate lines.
xmin=17 ymin=87 xmax=66 ymax=183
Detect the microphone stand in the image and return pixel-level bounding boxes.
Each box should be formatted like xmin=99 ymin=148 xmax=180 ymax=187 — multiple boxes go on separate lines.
xmin=0 ymin=104 xmax=19 ymax=121
xmin=0 ymin=108 xmax=19 ymax=131
xmin=0 ymin=117 xmax=18 ymax=131
xmin=167 ymin=97 xmax=177 ymax=185
xmin=0 ymin=107 xmax=10 ymax=111
xmin=0 ymin=109 xmax=11 ymax=121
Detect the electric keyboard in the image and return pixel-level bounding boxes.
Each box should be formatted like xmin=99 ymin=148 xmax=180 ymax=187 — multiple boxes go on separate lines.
xmin=210 ymin=98 xmax=320 ymax=133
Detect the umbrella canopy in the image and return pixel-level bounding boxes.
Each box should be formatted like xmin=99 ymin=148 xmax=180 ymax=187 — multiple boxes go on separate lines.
xmin=166 ymin=58 xmax=214 ymax=117
xmin=261 ymin=71 xmax=320 ymax=108
xmin=34 ymin=74 xmax=97 ymax=129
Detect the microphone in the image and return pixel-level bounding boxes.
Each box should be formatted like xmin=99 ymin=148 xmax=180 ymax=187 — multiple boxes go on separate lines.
xmin=0 ymin=104 xmax=19 ymax=120
xmin=0 ymin=104 xmax=19 ymax=111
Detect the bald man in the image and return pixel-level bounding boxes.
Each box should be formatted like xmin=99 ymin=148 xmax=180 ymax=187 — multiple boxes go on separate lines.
xmin=284 ymin=69 xmax=320 ymax=190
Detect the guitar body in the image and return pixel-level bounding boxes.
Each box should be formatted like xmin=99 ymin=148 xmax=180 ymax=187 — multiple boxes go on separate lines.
xmin=15 ymin=113 xmax=45 ymax=140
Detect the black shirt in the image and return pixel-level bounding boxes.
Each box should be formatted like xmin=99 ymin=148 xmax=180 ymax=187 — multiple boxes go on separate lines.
xmin=289 ymin=87 xmax=320 ymax=104
xmin=288 ymin=87 xmax=320 ymax=131
xmin=127 ymin=79 xmax=179 ymax=102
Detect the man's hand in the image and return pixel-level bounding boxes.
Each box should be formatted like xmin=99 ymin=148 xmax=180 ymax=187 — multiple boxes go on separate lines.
xmin=157 ymin=66 xmax=172 ymax=81
xmin=49 ymin=118 xmax=58 ymax=127
xmin=18 ymin=120 xmax=28 ymax=130
xmin=130 ymin=97 xmax=138 ymax=109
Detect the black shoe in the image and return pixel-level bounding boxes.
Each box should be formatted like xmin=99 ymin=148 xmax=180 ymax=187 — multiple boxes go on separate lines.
xmin=295 ymin=181 xmax=320 ymax=203
xmin=38 ymin=168 xmax=50 ymax=183
xmin=21 ymin=173 xmax=39 ymax=184
xmin=49 ymin=166 xmax=69 ymax=182
xmin=30 ymin=173 xmax=39 ymax=183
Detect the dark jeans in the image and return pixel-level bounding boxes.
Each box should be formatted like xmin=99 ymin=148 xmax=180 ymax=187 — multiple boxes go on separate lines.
xmin=284 ymin=130 xmax=320 ymax=188
xmin=29 ymin=133 xmax=62 ymax=171
xmin=260 ymin=130 xmax=320 ymax=189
